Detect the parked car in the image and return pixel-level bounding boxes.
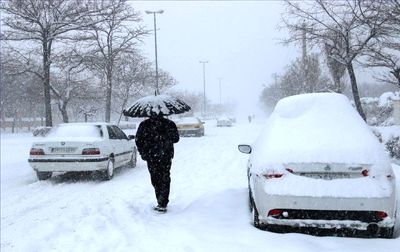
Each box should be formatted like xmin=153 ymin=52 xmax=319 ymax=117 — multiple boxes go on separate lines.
xmin=28 ymin=122 xmax=137 ymax=181
xmin=175 ymin=117 xmax=205 ymax=137
xmin=238 ymin=93 xmax=396 ymax=238
xmin=217 ymin=117 xmax=233 ymax=127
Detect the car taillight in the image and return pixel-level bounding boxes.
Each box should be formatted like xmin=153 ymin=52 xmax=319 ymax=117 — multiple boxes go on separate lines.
xmin=376 ymin=211 xmax=388 ymax=219
xmin=268 ymin=209 xmax=283 ymax=216
xmin=263 ymin=173 xmax=284 ymax=179
xmin=82 ymin=148 xmax=100 ymax=155
xmin=30 ymin=148 xmax=45 ymax=155
xmin=362 ymin=169 xmax=369 ymax=177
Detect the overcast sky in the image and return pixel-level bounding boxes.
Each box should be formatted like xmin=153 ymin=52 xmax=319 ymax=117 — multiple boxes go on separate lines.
xmin=131 ymin=0 xmax=301 ymax=116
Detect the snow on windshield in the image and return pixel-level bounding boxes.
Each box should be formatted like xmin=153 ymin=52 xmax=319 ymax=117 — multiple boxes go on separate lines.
xmin=46 ymin=124 xmax=102 ymax=139
xmin=251 ymin=93 xmax=390 ymax=172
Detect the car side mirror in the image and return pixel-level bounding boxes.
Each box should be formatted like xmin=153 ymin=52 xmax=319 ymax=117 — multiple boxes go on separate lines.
xmin=128 ymin=135 xmax=135 ymax=140
xmin=238 ymin=144 xmax=252 ymax=154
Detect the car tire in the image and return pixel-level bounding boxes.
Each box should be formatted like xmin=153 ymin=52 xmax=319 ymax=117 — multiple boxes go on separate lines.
xmin=379 ymin=227 xmax=394 ymax=238
xmin=128 ymin=149 xmax=137 ymax=168
xmin=102 ymin=158 xmax=114 ymax=180
xmin=36 ymin=171 xmax=52 ymax=180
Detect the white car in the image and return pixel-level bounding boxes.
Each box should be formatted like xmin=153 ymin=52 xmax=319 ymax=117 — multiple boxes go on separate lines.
xmin=175 ymin=117 xmax=205 ymax=137
xmin=28 ymin=123 xmax=137 ymax=181
xmin=238 ymin=93 xmax=396 ymax=238
xmin=216 ymin=117 xmax=233 ymax=127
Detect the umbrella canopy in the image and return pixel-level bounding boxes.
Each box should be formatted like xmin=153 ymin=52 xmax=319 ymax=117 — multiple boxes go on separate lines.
xmin=123 ymin=94 xmax=191 ymax=117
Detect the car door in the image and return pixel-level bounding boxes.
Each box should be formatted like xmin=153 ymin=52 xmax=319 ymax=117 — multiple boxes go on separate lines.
xmin=112 ymin=125 xmax=131 ymax=165
xmin=106 ymin=125 xmax=123 ymax=167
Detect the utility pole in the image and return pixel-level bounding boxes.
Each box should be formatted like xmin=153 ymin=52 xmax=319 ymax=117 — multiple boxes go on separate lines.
xmin=146 ymin=10 xmax=164 ymax=94
xmin=218 ymin=77 xmax=223 ymax=105
xmin=199 ymin=60 xmax=209 ymax=116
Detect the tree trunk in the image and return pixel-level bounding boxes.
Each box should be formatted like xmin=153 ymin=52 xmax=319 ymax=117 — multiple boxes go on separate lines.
xmin=105 ymin=85 xmax=112 ymax=122
xmin=334 ymin=75 xmax=342 ymax=93
xmin=346 ymin=62 xmax=366 ymax=121
xmin=12 ymin=116 xmax=16 ymax=133
xmin=117 ymin=99 xmax=128 ymax=124
xmin=43 ymin=39 xmax=53 ymax=126
xmin=60 ymin=103 xmax=69 ymax=123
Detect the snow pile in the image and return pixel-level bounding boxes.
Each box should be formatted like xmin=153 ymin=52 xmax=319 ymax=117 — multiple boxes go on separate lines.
xmin=379 ymin=92 xmax=400 ymax=107
xmin=124 ymin=94 xmax=191 ymax=117
xmin=251 ymin=93 xmax=391 ymax=172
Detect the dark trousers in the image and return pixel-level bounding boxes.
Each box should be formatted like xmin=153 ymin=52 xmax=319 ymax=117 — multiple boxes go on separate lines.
xmin=147 ymin=158 xmax=172 ymax=208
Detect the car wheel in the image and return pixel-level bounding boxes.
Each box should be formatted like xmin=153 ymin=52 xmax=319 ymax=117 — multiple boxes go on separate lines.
xmin=379 ymin=227 xmax=394 ymax=238
xmin=128 ymin=150 xmax=137 ymax=168
xmin=103 ymin=158 xmax=114 ymax=180
xmin=36 ymin=171 xmax=52 ymax=180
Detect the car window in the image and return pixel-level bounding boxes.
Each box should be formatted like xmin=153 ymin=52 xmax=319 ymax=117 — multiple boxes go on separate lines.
xmin=112 ymin=125 xmax=128 ymax=140
xmin=107 ymin=126 xmax=118 ymax=140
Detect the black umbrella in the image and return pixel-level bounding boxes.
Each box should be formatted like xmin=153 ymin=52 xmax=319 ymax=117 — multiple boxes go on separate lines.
xmin=123 ymin=94 xmax=191 ymax=117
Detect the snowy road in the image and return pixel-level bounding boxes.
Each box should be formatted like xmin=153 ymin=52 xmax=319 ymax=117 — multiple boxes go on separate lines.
xmin=1 ymin=120 xmax=400 ymax=251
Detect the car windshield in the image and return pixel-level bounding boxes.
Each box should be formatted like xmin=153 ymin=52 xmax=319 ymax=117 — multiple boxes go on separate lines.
xmin=46 ymin=124 xmax=102 ymax=138
xmin=177 ymin=117 xmax=199 ymax=124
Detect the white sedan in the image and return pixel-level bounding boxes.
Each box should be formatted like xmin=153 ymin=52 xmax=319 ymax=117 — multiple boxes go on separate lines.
xmin=216 ymin=117 xmax=233 ymax=127
xmin=238 ymin=93 xmax=396 ymax=238
xmin=28 ymin=122 xmax=137 ymax=181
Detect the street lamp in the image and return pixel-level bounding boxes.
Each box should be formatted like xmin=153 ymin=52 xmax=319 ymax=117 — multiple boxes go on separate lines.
xmin=145 ymin=10 xmax=164 ymax=94
xmin=199 ymin=60 xmax=209 ymax=116
xmin=218 ymin=77 xmax=223 ymax=105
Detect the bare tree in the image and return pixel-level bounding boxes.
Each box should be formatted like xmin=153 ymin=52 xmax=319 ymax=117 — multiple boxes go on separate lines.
xmin=1 ymin=49 xmax=43 ymax=132
xmin=283 ymin=0 xmax=390 ymax=120
xmin=81 ymin=0 xmax=147 ymax=122
xmin=324 ymin=30 xmax=346 ymax=93
xmin=260 ymin=55 xmax=330 ymax=109
xmin=363 ymin=0 xmax=400 ymax=87
xmin=51 ymin=50 xmax=90 ymax=123
xmin=0 ymin=0 xmax=110 ymax=126
xmin=112 ymin=53 xmax=152 ymax=123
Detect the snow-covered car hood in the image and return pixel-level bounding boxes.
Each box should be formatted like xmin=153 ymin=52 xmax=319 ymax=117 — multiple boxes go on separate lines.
xmin=250 ymin=93 xmax=391 ymax=175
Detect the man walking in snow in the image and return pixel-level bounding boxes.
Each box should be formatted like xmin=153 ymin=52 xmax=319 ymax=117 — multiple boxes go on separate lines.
xmin=135 ymin=114 xmax=180 ymax=213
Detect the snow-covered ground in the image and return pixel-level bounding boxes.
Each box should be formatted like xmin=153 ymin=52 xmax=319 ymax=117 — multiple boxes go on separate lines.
xmin=1 ymin=120 xmax=400 ymax=251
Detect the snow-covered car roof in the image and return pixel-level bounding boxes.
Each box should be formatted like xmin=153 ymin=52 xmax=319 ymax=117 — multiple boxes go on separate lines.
xmin=176 ymin=117 xmax=201 ymax=124
xmin=251 ymin=93 xmax=390 ymax=170
xmin=39 ymin=123 xmax=105 ymax=141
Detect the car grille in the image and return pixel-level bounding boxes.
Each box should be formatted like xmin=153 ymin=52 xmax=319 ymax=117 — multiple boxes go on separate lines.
xmin=271 ymin=209 xmax=384 ymax=223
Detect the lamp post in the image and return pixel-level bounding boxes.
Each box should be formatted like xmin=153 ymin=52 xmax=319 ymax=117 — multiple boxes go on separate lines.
xmin=145 ymin=10 xmax=164 ymax=94
xmin=217 ymin=77 xmax=223 ymax=105
xmin=199 ymin=60 xmax=209 ymax=116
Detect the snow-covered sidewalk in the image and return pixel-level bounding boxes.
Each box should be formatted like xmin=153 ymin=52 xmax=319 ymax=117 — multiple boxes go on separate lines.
xmin=1 ymin=121 xmax=400 ymax=251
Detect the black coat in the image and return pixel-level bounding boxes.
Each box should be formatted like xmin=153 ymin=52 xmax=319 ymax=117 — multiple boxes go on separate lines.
xmin=135 ymin=116 xmax=179 ymax=161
